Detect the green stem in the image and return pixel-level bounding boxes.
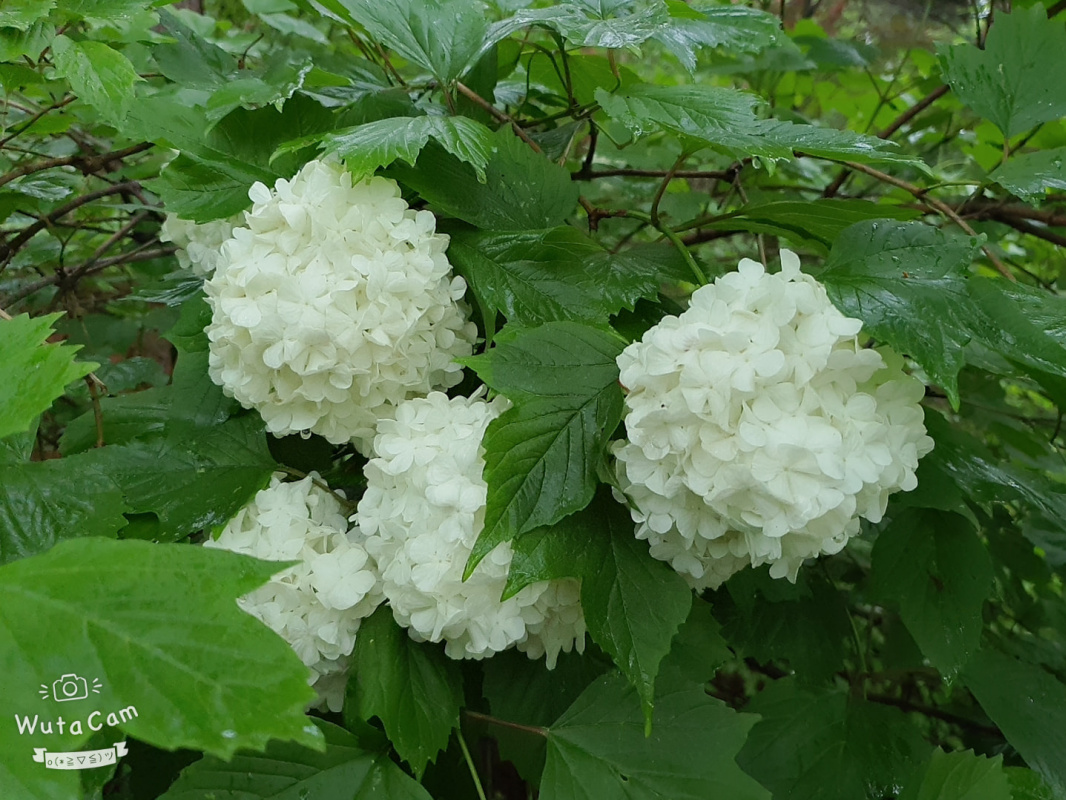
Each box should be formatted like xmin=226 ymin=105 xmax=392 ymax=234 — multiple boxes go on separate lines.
xmin=457 ymin=730 xmax=488 ymax=800
xmin=623 ymin=209 xmax=707 ymax=285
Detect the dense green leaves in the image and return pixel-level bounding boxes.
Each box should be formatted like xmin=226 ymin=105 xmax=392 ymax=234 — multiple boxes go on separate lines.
xmin=86 ymin=415 xmax=275 ymax=541
xmin=963 ymin=648 xmax=1066 ymax=797
xmin=0 ymin=313 xmax=95 ymax=440
xmin=715 ymin=568 xmax=852 ymax=683
xmin=508 ymin=490 xmax=693 ymax=725
xmin=347 ymin=608 xmax=463 ymax=778
xmin=389 ymin=128 xmax=579 ymax=229
xmin=872 ymin=509 xmax=993 ymax=677
xmin=0 ymin=538 xmax=320 ymax=800
xmin=939 ymin=5 xmax=1066 ymax=138
xmin=821 ymin=220 xmax=980 ymax=407
xmin=148 ymin=151 xmax=272 ymax=223
xmin=542 ymin=672 xmax=769 ymax=800
xmin=161 ymin=719 xmax=432 ymax=800
xmin=464 ymin=323 xmax=624 ymax=572
xmin=595 ymin=83 xmax=922 ymax=167
xmin=898 ymin=749 xmax=1012 ymax=800
xmin=737 ymin=681 xmax=929 ymax=800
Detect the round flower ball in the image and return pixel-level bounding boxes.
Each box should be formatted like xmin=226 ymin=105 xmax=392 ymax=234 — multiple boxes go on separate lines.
xmin=613 ymin=250 xmax=933 ymax=590
xmin=160 ymin=213 xmax=240 ymax=276
xmin=204 ymin=158 xmax=477 ymax=451
xmin=356 ymin=392 xmax=586 ymax=667
xmin=204 ymin=473 xmax=383 ymax=711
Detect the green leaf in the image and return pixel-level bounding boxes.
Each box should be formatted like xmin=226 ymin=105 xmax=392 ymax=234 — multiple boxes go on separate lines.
xmin=595 ymin=83 xmax=923 ymax=169
xmin=339 ymin=0 xmax=488 ymax=83
xmin=86 ymin=415 xmax=276 ymax=540
xmin=872 ymin=508 xmax=994 ymax=677
xmin=160 ymin=719 xmax=432 ymax=800
xmin=510 ymin=490 xmax=693 ymax=726
xmin=939 ymin=5 xmax=1066 ymax=138
xmin=660 ymin=598 xmax=733 ymax=686
xmin=388 ymin=127 xmax=579 ymax=229
xmin=653 ymin=3 xmax=782 ymax=72
xmin=347 ymin=607 xmax=463 ymax=778
xmin=448 ymin=227 xmax=607 ymax=327
xmin=1006 ymin=768 xmax=1058 ymax=800
xmin=506 ymin=2 xmax=669 ymax=50
xmin=463 ymin=323 xmax=624 ymax=572
xmin=147 ymin=151 xmax=272 ymax=223
xmin=737 ymin=681 xmax=929 ymax=800
xmin=481 ymin=649 xmax=611 ymax=785
xmin=51 ymin=36 xmax=140 ymax=125
xmin=702 ymin=199 xmax=920 ymax=255
xmin=0 ymin=455 xmax=128 ymax=565
xmin=968 ymin=278 xmax=1066 ymax=405
xmin=0 ymin=0 xmax=53 ymax=30
xmin=542 ymin=671 xmax=769 ymax=800
xmin=0 ymin=313 xmax=95 ymax=441
xmin=963 ymin=647 xmax=1066 ymax=797
xmin=990 ymin=147 xmax=1066 ymax=203
xmin=898 ymin=749 xmax=1012 ymax=800
xmin=821 ymin=220 xmax=981 ymax=408
xmin=0 ymin=538 xmax=320 ymax=800
xmin=716 ymin=568 xmax=853 ymax=683
xmin=320 ymin=115 xmax=495 ymax=181
xmin=921 ymin=412 xmax=1066 ymax=539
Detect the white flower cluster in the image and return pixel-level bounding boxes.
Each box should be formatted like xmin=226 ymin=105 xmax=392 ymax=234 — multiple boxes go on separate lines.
xmin=356 ymin=392 xmax=586 ymax=667
xmin=613 ymin=251 xmax=933 ymax=590
xmin=204 ymin=158 xmax=477 ymax=451
xmin=160 ymin=214 xmax=239 ymax=276
xmin=204 ymin=473 xmax=382 ymax=711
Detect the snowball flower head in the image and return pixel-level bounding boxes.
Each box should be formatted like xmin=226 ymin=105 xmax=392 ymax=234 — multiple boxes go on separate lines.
xmin=204 ymin=158 xmax=477 ymax=451
xmin=160 ymin=213 xmax=240 ymax=276
xmin=356 ymin=392 xmax=586 ymax=666
xmin=204 ymin=473 xmax=383 ymax=711
xmin=613 ymin=250 xmax=933 ymax=590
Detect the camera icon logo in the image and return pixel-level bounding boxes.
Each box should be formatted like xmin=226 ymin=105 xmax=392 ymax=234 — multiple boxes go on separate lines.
xmin=40 ymin=673 xmax=102 ymax=703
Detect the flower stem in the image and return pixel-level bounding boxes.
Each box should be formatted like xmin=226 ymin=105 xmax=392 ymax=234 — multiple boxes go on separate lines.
xmin=623 ymin=209 xmax=708 ymax=285
xmin=457 ymin=730 xmax=488 ymax=800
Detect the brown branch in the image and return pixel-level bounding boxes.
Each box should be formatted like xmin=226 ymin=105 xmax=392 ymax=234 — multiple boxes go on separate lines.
xmin=0 ymin=181 xmax=142 ymax=271
xmin=992 ymin=216 xmax=1066 ymax=249
xmin=1049 ymin=0 xmax=1066 ymax=18
xmin=0 ymin=142 xmax=153 ymax=191
xmin=574 ymin=167 xmax=738 ymax=181
xmin=0 ymin=97 xmax=76 ymax=148
xmin=461 ymin=710 xmax=547 ymax=738
xmin=454 ymin=81 xmax=543 ymax=154
xmin=866 ymin=693 xmax=1000 ymax=736
xmin=2 ymin=244 xmax=176 ymax=307
xmin=878 ymin=84 xmax=951 ymax=140
xmin=835 ymin=160 xmax=1015 ymax=280
xmin=823 ymin=84 xmax=951 ymax=199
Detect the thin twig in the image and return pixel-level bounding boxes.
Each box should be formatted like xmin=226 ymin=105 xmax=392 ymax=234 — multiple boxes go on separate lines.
xmin=85 ymin=373 xmax=107 ymax=448
xmin=462 ymin=710 xmax=548 ymax=739
xmin=866 ymin=693 xmax=1000 ymax=736
xmin=651 ymin=154 xmax=686 ymax=227
xmin=2 ymin=245 xmax=175 ymax=307
xmin=455 ymin=82 xmax=543 ymax=153
xmin=0 ymin=97 xmax=76 ymax=148
xmin=0 ymin=142 xmax=152 ymax=191
xmin=0 ymin=181 xmax=143 ymax=271
xmin=623 ymin=209 xmax=707 ymax=285
xmin=575 ymin=167 xmax=737 ymax=181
